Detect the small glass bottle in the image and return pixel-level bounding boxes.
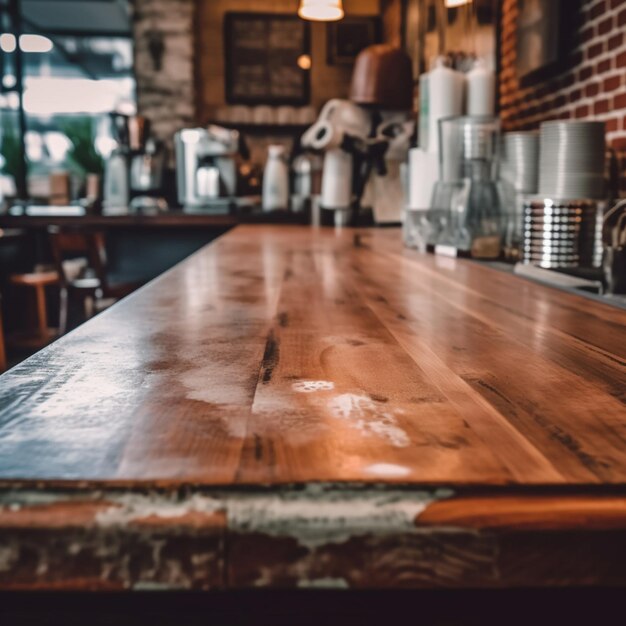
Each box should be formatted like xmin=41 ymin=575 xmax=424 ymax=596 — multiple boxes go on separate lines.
xmin=262 ymin=145 xmax=289 ymax=212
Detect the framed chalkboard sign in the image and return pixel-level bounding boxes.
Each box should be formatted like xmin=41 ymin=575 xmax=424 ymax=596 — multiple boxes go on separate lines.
xmin=224 ymin=12 xmax=311 ymax=105
xmin=327 ymin=17 xmax=381 ymax=65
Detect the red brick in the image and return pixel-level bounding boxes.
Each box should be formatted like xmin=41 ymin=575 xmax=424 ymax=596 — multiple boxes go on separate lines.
xmin=575 ymin=105 xmax=590 ymax=117
xmin=597 ymin=58 xmax=612 ymax=74
xmin=619 ymin=7 xmax=626 ymax=26
xmin=617 ymin=51 xmax=626 ymax=68
xmin=579 ymin=66 xmax=594 ymax=81
xmin=598 ymin=16 xmax=613 ymax=34
xmin=586 ymin=82 xmax=600 ymax=97
xmin=614 ymin=92 xmax=626 ymax=108
xmin=606 ymin=118 xmax=619 ymax=132
xmin=539 ymin=101 xmax=551 ymax=114
xmin=591 ymin=1 xmax=607 ymax=19
xmin=604 ymin=76 xmax=622 ymax=91
xmin=611 ymin=137 xmax=626 ymax=151
xmin=569 ymin=88 xmax=582 ymax=102
xmin=594 ymin=98 xmax=610 ymax=114
xmin=608 ymin=33 xmax=624 ymax=50
xmin=587 ymin=42 xmax=604 ymax=59
xmin=610 ymin=0 xmax=626 ymax=9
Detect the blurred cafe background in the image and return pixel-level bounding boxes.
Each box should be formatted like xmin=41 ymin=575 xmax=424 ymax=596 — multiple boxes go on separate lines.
xmin=0 ymin=0 xmax=625 ymax=372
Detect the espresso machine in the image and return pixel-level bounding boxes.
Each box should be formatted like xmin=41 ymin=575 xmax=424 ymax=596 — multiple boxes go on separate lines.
xmin=301 ymin=45 xmax=414 ymax=225
xmin=175 ymin=125 xmax=250 ymax=213
xmin=301 ymin=98 xmax=372 ymax=220
xmin=103 ymin=114 xmax=167 ymax=215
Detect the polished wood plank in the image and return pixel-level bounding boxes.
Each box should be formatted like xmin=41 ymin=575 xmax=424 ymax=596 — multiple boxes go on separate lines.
xmin=0 ymin=225 xmax=625 ymax=487
xmin=236 ymin=241 xmax=515 ymax=484
xmin=345 ymin=243 xmax=626 ymax=482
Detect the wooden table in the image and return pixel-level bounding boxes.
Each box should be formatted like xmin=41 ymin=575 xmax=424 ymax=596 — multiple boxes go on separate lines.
xmin=0 ymin=225 xmax=625 ymax=592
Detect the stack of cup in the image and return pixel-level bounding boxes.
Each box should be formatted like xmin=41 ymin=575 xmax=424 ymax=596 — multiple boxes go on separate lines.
xmin=501 ymin=132 xmax=539 ymax=194
xmin=500 ymin=131 xmax=540 ymax=254
xmin=538 ymin=121 xmax=606 ymax=199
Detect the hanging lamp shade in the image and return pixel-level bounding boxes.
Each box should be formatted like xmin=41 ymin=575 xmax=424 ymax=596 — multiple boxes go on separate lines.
xmin=298 ymin=0 xmax=344 ymax=22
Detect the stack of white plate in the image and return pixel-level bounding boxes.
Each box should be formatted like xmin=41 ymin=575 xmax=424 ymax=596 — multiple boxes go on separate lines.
xmin=538 ymin=121 xmax=606 ymax=199
xmin=501 ymin=131 xmax=539 ymax=193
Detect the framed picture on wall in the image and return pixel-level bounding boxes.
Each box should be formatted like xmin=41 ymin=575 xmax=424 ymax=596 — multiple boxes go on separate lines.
xmin=516 ymin=0 xmax=562 ymax=86
xmin=327 ymin=17 xmax=381 ymax=65
xmin=224 ymin=13 xmax=310 ymax=105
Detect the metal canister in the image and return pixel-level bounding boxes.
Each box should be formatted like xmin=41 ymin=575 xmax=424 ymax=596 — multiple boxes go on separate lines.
xmin=522 ymin=198 xmax=603 ymax=269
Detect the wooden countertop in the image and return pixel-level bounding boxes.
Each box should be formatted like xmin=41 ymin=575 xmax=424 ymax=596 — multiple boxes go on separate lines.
xmin=1 ymin=225 xmax=625 ymax=590
xmin=0 ymin=209 xmax=305 ymax=229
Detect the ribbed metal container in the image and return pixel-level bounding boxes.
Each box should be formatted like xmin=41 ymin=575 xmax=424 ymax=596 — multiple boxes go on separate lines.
xmin=538 ymin=121 xmax=606 ymax=199
xmin=522 ymin=198 xmax=602 ymax=268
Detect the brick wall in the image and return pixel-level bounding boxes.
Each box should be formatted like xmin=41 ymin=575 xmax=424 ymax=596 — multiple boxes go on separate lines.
xmin=499 ymin=0 xmax=626 ymax=196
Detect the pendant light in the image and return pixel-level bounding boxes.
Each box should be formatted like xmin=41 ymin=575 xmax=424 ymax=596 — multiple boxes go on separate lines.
xmin=298 ymin=0 xmax=344 ymax=22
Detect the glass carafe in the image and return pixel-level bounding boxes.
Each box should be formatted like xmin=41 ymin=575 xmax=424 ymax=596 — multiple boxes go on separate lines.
xmin=432 ymin=116 xmax=505 ymax=257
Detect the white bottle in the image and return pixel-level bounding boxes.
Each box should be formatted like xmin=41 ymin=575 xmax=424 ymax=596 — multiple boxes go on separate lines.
xmin=262 ymin=145 xmax=289 ymax=211
xmin=418 ymin=72 xmax=430 ymax=151
xmin=427 ymin=57 xmax=465 ymax=154
xmin=467 ymin=59 xmax=495 ymax=116
xmin=321 ymin=148 xmax=353 ymax=210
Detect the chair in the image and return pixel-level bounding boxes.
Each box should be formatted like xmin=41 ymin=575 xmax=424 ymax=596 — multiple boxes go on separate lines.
xmin=48 ymin=226 xmax=140 ymax=334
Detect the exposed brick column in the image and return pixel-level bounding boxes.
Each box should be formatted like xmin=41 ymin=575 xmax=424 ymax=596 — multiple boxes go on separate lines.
xmin=132 ymin=0 xmax=196 ymax=153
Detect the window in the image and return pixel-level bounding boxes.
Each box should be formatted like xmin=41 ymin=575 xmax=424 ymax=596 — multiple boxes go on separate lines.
xmin=0 ymin=1 xmax=135 ymax=200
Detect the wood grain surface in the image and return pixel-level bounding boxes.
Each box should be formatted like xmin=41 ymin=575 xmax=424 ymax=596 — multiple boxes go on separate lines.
xmin=0 ymin=225 xmax=625 ymax=589
xmin=0 ymin=210 xmax=305 ymax=230
xmin=1 ymin=225 xmax=623 ymax=487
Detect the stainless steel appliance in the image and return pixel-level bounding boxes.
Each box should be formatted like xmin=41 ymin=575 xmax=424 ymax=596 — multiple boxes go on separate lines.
xmin=130 ymin=138 xmax=166 ymax=193
xmin=103 ymin=114 xmax=167 ymax=215
xmin=603 ymin=199 xmax=626 ymax=293
xmin=102 ymin=116 xmax=127 ymax=214
xmin=175 ymin=125 xmax=246 ymax=212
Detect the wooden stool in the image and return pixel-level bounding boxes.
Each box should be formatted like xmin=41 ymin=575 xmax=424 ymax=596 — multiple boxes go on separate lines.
xmin=9 ymin=271 xmax=60 ymax=348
